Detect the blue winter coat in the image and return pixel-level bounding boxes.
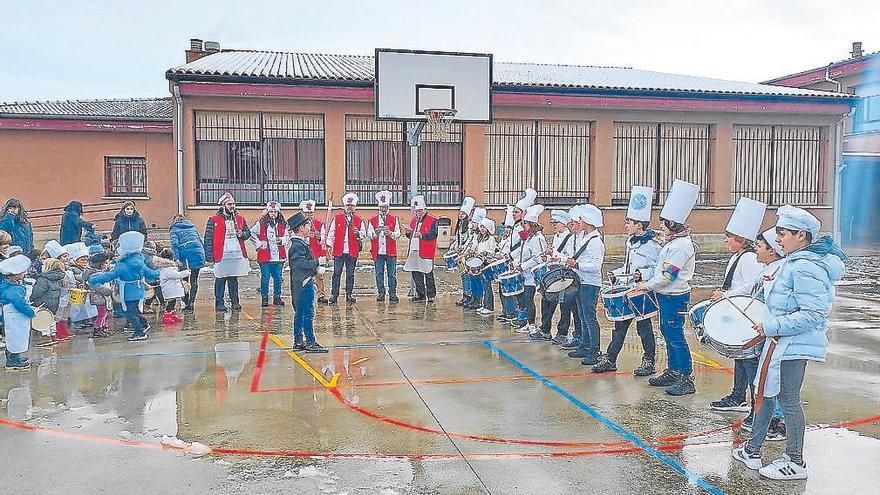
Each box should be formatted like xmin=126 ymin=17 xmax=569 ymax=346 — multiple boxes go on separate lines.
xmin=0 ymin=278 xmax=36 ymax=319
xmin=111 ymin=212 xmax=148 ymax=241
xmin=60 ymin=201 xmax=94 ymax=245
xmin=0 ymin=214 xmax=33 ymax=253
xmin=89 ymin=252 xmax=159 ymax=302
xmin=760 ymin=236 xmax=846 ymax=362
xmin=169 ymin=220 xmax=206 ymax=270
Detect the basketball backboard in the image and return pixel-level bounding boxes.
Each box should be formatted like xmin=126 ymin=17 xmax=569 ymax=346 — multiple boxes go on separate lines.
xmin=375 ymin=48 xmax=492 ymax=123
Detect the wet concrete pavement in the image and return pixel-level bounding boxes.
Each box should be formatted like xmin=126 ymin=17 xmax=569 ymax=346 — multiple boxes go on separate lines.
xmin=1 ymin=256 xmax=879 ymax=494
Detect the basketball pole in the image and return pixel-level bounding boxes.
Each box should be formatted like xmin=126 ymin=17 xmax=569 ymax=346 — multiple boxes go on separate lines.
xmin=406 ymin=121 xmax=426 ymax=201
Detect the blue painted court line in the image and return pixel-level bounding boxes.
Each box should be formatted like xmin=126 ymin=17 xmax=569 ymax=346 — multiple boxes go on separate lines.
xmin=483 ymin=341 xmax=726 ymax=495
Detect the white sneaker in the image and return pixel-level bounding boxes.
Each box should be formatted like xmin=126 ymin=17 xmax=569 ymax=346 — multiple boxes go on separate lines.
xmin=478 ymin=308 xmax=494 ymax=317
xmin=732 ymin=445 xmax=763 ymax=471
xmin=515 ymin=323 xmax=531 ymax=334
xmin=759 ymin=454 xmax=807 ymax=480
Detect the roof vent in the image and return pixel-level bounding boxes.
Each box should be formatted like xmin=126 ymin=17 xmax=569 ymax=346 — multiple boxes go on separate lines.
xmin=851 ymin=41 xmax=863 ymax=59
xmin=204 ymin=41 xmax=221 ymax=53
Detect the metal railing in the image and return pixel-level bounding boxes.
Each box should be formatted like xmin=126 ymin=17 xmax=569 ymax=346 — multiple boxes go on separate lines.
xmin=485 ymin=120 xmax=591 ymax=206
xmin=344 ymin=116 xmax=463 ymax=206
xmin=612 ymin=122 xmax=712 ymax=205
xmin=28 ymin=201 xmax=126 ymax=233
xmin=194 ymin=111 xmax=326 ymax=206
xmin=732 ymin=125 xmax=826 ymax=205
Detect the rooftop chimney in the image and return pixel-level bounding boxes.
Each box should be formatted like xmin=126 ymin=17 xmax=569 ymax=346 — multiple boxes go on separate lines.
xmin=185 ymin=38 xmax=208 ymax=63
xmin=204 ymin=41 xmax=221 ymax=53
xmin=851 ymin=41 xmax=863 ymax=59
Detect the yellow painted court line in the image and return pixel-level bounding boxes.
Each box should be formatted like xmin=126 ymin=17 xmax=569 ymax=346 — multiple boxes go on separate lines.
xmin=350 ymin=357 xmax=370 ymax=365
xmin=268 ymin=334 xmax=340 ymax=388
xmin=390 ymin=347 xmax=415 ymax=353
xmin=689 ymin=350 xmax=722 ymax=369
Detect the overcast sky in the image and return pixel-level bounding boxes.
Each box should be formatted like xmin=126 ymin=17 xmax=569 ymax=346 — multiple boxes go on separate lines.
xmin=3 ymin=0 xmax=879 ymax=102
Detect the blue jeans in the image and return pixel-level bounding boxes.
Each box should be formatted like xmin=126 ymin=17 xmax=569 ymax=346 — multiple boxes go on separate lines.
xmin=331 ymin=254 xmax=356 ymax=299
xmin=259 ymin=262 xmax=284 ymax=299
xmin=747 ymin=359 xmax=807 ymax=464
xmin=481 ymin=274 xmax=494 ymax=311
xmin=374 ymin=255 xmax=398 ymax=297
xmin=499 ymin=286 xmax=517 ymax=317
xmin=576 ymin=284 xmax=600 ymax=352
xmin=123 ymin=301 xmax=145 ymax=337
xmin=516 ymin=285 xmax=537 ymax=325
xmin=732 ymin=357 xmax=760 ymax=403
xmin=656 ymin=292 xmax=692 ymax=375
xmin=293 ymin=281 xmax=316 ymax=344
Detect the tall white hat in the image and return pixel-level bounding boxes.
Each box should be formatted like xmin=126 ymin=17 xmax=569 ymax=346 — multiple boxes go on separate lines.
xmin=524 ymin=204 xmax=545 ymax=223
xmin=460 ymin=196 xmax=476 ymax=215
xmin=503 ymin=205 xmax=515 ymax=227
xmin=265 ymin=200 xmax=282 ymax=212
xmin=580 ymin=204 xmax=604 ymax=228
xmin=726 ymin=197 xmax=767 ymax=241
xmin=411 ymin=195 xmax=427 ymax=210
xmin=64 ymin=242 xmax=89 ymax=260
xmin=217 ymin=191 xmax=235 ymax=205
xmin=626 ymin=186 xmax=653 ymax=222
xmin=515 ymin=188 xmax=537 ymax=211
xmin=43 ymin=240 xmax=66 ymax=259
xmin=299 ymin=200 xmax=316 ymax=213
xmin=472 ymin=207 xmax=487 ymax=225
xmin=375 ymin=190 xmax=392 ymax=207
xmin=342 ymin=193 xmax=359 ymax=207
xmin=660 ymin=180 xmax=700 ymax=224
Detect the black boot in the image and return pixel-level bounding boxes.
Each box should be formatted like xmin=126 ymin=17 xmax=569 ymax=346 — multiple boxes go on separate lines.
xmin=665 ymin=372 xmax=696 ymax=396
xmin=591 ymin=356 xmax=617 ymax=373
xmin=261 ymin=298 xmax=269 ymax=308
xmin=633 ymin=358 xmax=656 ymax=377
xmin=648 ymin=368 xmax=677 ymax=387
xmin=273 ymin=297 xmax=285 ymax=307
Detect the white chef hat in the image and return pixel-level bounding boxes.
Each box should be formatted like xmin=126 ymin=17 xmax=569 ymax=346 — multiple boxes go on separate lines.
xmin=0 ymin=254 xmax=31 ymax=275
xmin=117 ymin=231 xmax=145 ymax=256
xmin=550 ymin=209 xmax=571 ymax=224
xmin=299 ymin=200 xmax=316 ymax=213
xmin=43 ymin=240 xmax=66 ymax=259
xmin=660 ymin=180 xmax=699 ymax=224
xmin=524 ymin=204 xmax=545 ymax=223
xmin=460 ymin=196 xmax=476 ymax=215
xmin=726 ymin=197 xmax=767 ymax=241
xmin=479 ymin=217 xmax=496 ymax=233
xmin=265 ymin=200 xmax=282 ymax=212
xmin=626 ymin=186 xmax=653 ymax=222
xmin=411 ymin=195 xmax=427 ymax=210
xmin=376 ymin=190 xmax=392 ymax=207
xmin=342 ymin=193 xmax=359 ymax=207
xmin=775 ymin=205 xmax=821 ymax=239
xmin=472 ymin=207 xmax=487 ymax=225
xmin=515 ymin=188 xmax=537 ymax=211
xmin=217 ymin=191 xmax=235 ymax=205
xmin=579 ymin=204 xmax=603 ymax=228
xmin=503 ymin=205 xmax=515 ymax=227
xmin=759 ymin=227 xmax=785 ymax=257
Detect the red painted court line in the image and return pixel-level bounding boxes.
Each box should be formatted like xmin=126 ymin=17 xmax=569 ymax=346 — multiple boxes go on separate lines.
xmin=2 ymin=415 xmax=876 ymax=462
xmin=249 ymin=326 xmax=270 ymax=393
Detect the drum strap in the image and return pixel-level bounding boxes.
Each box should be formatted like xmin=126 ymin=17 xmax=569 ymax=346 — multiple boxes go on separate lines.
xmin=571 ymin=235 xmax=597 ymax=261
xmin=721 ymin=248 xmax=755 ymax=291
xmin=558 ymin=233 xmax=573 ymax=254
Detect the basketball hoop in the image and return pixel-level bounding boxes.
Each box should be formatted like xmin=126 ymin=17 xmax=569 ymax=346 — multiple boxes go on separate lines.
xmin=423 ymin=108 xmax=457 ymax=138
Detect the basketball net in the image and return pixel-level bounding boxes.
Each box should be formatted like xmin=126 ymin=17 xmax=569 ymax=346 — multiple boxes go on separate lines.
xmin=424 ymin=108 xmax=457 ymax=139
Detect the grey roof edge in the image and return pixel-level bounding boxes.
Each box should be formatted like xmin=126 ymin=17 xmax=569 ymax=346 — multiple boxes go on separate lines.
xmin=0 ymin=97 xmax=173 ymax=121
xmin=763 ymin=50 xmax=880 ymax=84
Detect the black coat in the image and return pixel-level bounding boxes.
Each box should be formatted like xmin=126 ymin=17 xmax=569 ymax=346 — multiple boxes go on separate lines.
xmin=287 ymin=236 xmax=318 ymax=307
xmin=30 ymin=270 xmax=65 ymax=313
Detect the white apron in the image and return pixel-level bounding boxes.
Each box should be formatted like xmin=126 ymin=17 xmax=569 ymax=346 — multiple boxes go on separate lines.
xmin=403 ymin=221 xmax=433 ymax=274
xmin=214 ymin=220 xmax=251 ymax=278
xmin=3 ymin=302 xmax=32 ymax=354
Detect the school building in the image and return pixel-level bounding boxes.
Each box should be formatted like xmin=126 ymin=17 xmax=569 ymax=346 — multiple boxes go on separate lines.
xmin=0 ymin=39 xmax=857 ymax=246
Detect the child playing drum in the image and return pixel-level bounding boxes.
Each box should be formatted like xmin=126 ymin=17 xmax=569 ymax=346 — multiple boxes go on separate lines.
xmin=475 ymin=217 xmax=497 ymax=316
xmin=733 ymin=206 xmax=846 ymax=481
xmin=635 ymin=180 xmax=700 ymax=396
xmin=708 ymin=198 xmax=765 ymax=412
xmin=594 ymin=186 xmax=661 ymax=376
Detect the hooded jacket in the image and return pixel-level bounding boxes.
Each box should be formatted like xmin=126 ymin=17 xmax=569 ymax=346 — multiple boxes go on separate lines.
xmin=110 ymin=204 xmax=148 ymax=241
xmin=169 ymin=219 xmax=206 ymax=270
xmin=0 ymin=199 xmax=33 ymax=253
xmin=760 ymin=236 xmax=847 ymax=362
xmin=89 ymin=252 xmax=159 ymax=302
xmin=60 ymin=201 xmax=94 ymax=245
xmin=0 ymin=278 xmax=35 ymax=319
xmin=30 ymin=269 xmax=65 ymax=313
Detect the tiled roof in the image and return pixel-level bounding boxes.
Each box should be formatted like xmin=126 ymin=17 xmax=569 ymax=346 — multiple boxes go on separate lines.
xmin=0 ymin=97 xmax=173 ymax=121
xmin=166 ymin=50 xmax=850 ymax=99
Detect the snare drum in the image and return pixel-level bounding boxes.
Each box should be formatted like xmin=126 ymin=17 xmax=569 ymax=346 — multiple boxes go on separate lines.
xmin=454 ymin=253 xmax=469 ymax=272
xmin=532 ymin=262 xmax=551 ymax=284
xmin=538 ymin=265 xmax=580 ymax=302
xmin=443 ymin=251 xmax=459 ymax=271
xmin=68 ymin=288 xmax=88 ymax=306
xmin=498 ymin=271 xmax=525 ymax=297
xmin=144 ymin=284 xmax=155 ymax=301
xmin=687 ymin=299 xmax=713 ymax=338
xmin=482 ymin=258 xmax=511 ymax=281
xmin=701 ymin=296 xmax=768 ymax=359
xmin=30 ymin=308 xmax=55 ymax=336
xmin=465 ymin=257 xmax=485 ymax=275
xmin=628 ymin=290 xmax=659 ymax=321
xmin=601 ymin=286 xmax=636 ymax=321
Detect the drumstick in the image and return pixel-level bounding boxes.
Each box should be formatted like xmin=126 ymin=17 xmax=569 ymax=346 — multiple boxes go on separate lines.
xmin=743 ymin=267 xmax=779 ymax=313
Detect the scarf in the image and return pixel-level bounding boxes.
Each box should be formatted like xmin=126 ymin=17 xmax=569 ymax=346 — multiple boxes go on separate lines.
xmin=665 ymin=226 xmax=691 ymax=243
xmin=629 ymin=229 xmax=657 ymax=247
xmin=804 ymin=235 xmax=848 ymax=262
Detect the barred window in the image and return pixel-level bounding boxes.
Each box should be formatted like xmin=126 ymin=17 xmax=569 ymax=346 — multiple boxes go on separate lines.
xmin=104 ymin=157 xmax=147 ymax=197
xmin=194 ymin=111 xmax=325 ymax=205
xmin=612 ymin=123 xmax=711 ymax=205
xmin=485 ymin=120 xmax=591 ymax=206
xmin=732 ymin=125 xmax=825 ymax=205
xmin=344 ymin=116 xmax=463 ymax=206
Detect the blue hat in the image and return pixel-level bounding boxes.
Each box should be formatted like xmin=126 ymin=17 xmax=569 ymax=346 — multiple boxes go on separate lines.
xmin=775 ymin=205 xmax=820 ymax=239
xmin=89 ymin=244 xmax=105 ymax=255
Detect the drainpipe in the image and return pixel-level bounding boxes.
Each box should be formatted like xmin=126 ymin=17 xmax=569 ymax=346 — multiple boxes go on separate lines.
xmin=173 ymin=83 xmax=184 ymax=215
xmin=824 ymin=66 xmax=847 ymax=244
